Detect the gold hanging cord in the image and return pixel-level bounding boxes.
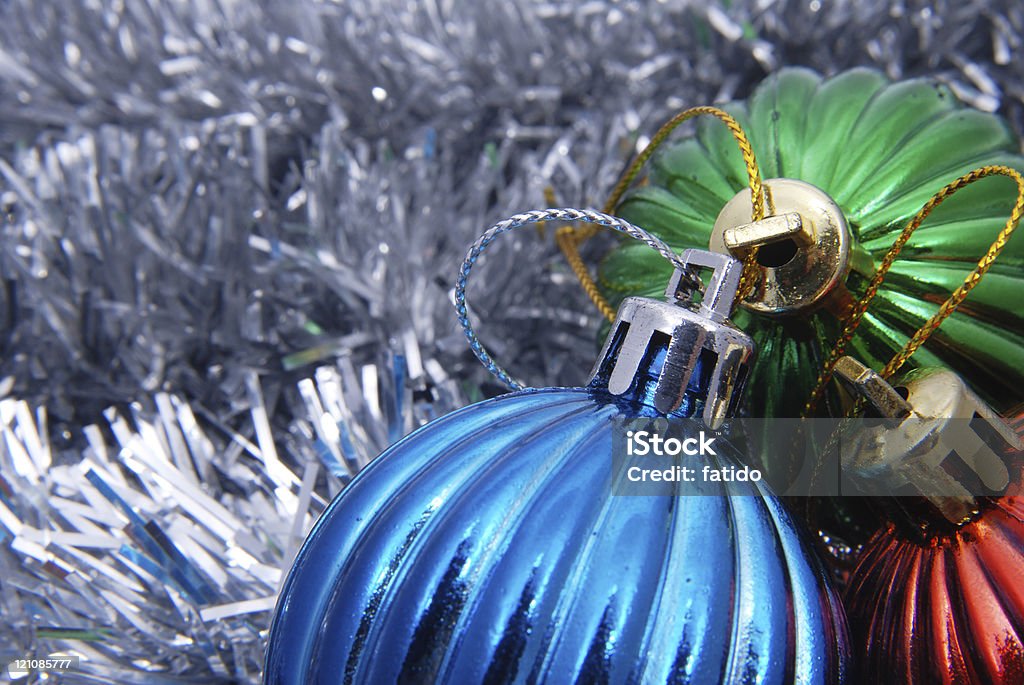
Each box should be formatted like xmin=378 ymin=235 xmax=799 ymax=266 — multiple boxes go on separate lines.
xmin=556 ymin=106 xmax=767 ymax=319
xmin=802 ymin=164 xmax=1024 ymax=417
xmin=555 ymin=107 xmax=1024 ymax=418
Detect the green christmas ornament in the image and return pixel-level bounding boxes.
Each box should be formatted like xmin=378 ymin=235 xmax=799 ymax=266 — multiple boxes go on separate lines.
xmin=602 ymin=67 xmax=1024 ymax=423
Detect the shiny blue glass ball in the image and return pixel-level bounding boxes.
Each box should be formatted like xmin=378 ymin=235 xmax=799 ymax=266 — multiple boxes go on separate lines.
xmin=265 ymin=385 xmax=849 ymax=684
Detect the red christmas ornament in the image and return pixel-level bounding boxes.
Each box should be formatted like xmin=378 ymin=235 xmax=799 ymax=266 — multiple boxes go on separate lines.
xmin=846 ymin=489 xmax=1024 ymax=684
xmin=837 ymin=360 xmax=1024 ymax=685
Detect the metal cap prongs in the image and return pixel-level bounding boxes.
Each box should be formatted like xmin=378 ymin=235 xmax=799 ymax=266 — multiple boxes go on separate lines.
xmin=590 ymin=249 xmax=755 ymax=429
xmin=835 ymin=356 xmax=1023 ymax=526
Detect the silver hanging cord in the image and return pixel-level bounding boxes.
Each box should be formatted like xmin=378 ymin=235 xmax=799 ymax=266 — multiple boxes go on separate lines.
xmin=454 ymin=207 xmax=700 ymax=390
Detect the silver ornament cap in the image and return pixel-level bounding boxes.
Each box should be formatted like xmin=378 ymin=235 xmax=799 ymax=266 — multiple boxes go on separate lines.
xmin=589 ymin=249 xmax=755 ymax=429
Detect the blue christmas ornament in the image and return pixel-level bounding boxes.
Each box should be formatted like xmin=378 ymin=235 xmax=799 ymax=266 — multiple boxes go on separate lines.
xmin=265 ymin=210 xmax=849 ymax=684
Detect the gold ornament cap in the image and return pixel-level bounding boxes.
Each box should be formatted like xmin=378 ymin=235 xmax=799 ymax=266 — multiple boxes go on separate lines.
xmin=835 ymin=357 xmax=1023 ymax=528
xmin=710 ymin=178 xmax=853 ymax=316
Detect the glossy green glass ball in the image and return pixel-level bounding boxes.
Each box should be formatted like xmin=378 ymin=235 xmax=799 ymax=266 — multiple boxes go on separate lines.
xmin=602 ymin=68 xmax=1024 ymax=422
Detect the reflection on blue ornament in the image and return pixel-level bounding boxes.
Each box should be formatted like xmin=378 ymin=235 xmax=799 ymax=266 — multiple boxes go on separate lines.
xmin=265 ymin=248 xmax=849 ymax=684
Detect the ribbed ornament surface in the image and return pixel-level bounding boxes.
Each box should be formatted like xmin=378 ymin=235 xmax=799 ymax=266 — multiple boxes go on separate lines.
xmin=844 ymin=411 xmax=1024 ymax=685
xmin=265 ymin=387 xmax=848 ymax=684
xmin=604 ymin=67 xmax=1024 ymax=418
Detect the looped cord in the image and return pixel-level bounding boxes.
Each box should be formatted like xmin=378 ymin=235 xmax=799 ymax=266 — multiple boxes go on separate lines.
xmin=456 ymin=208 xmax=694 ymax=390
xmin=802 ymin=164 xmax=1024 ymax=417
xmin=557 ymin=105 xmax=766 ymax=320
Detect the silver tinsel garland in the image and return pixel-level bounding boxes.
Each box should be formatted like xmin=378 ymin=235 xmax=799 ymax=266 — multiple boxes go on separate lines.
xmin=0 ymin=0 xmax=1022 ymax=681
